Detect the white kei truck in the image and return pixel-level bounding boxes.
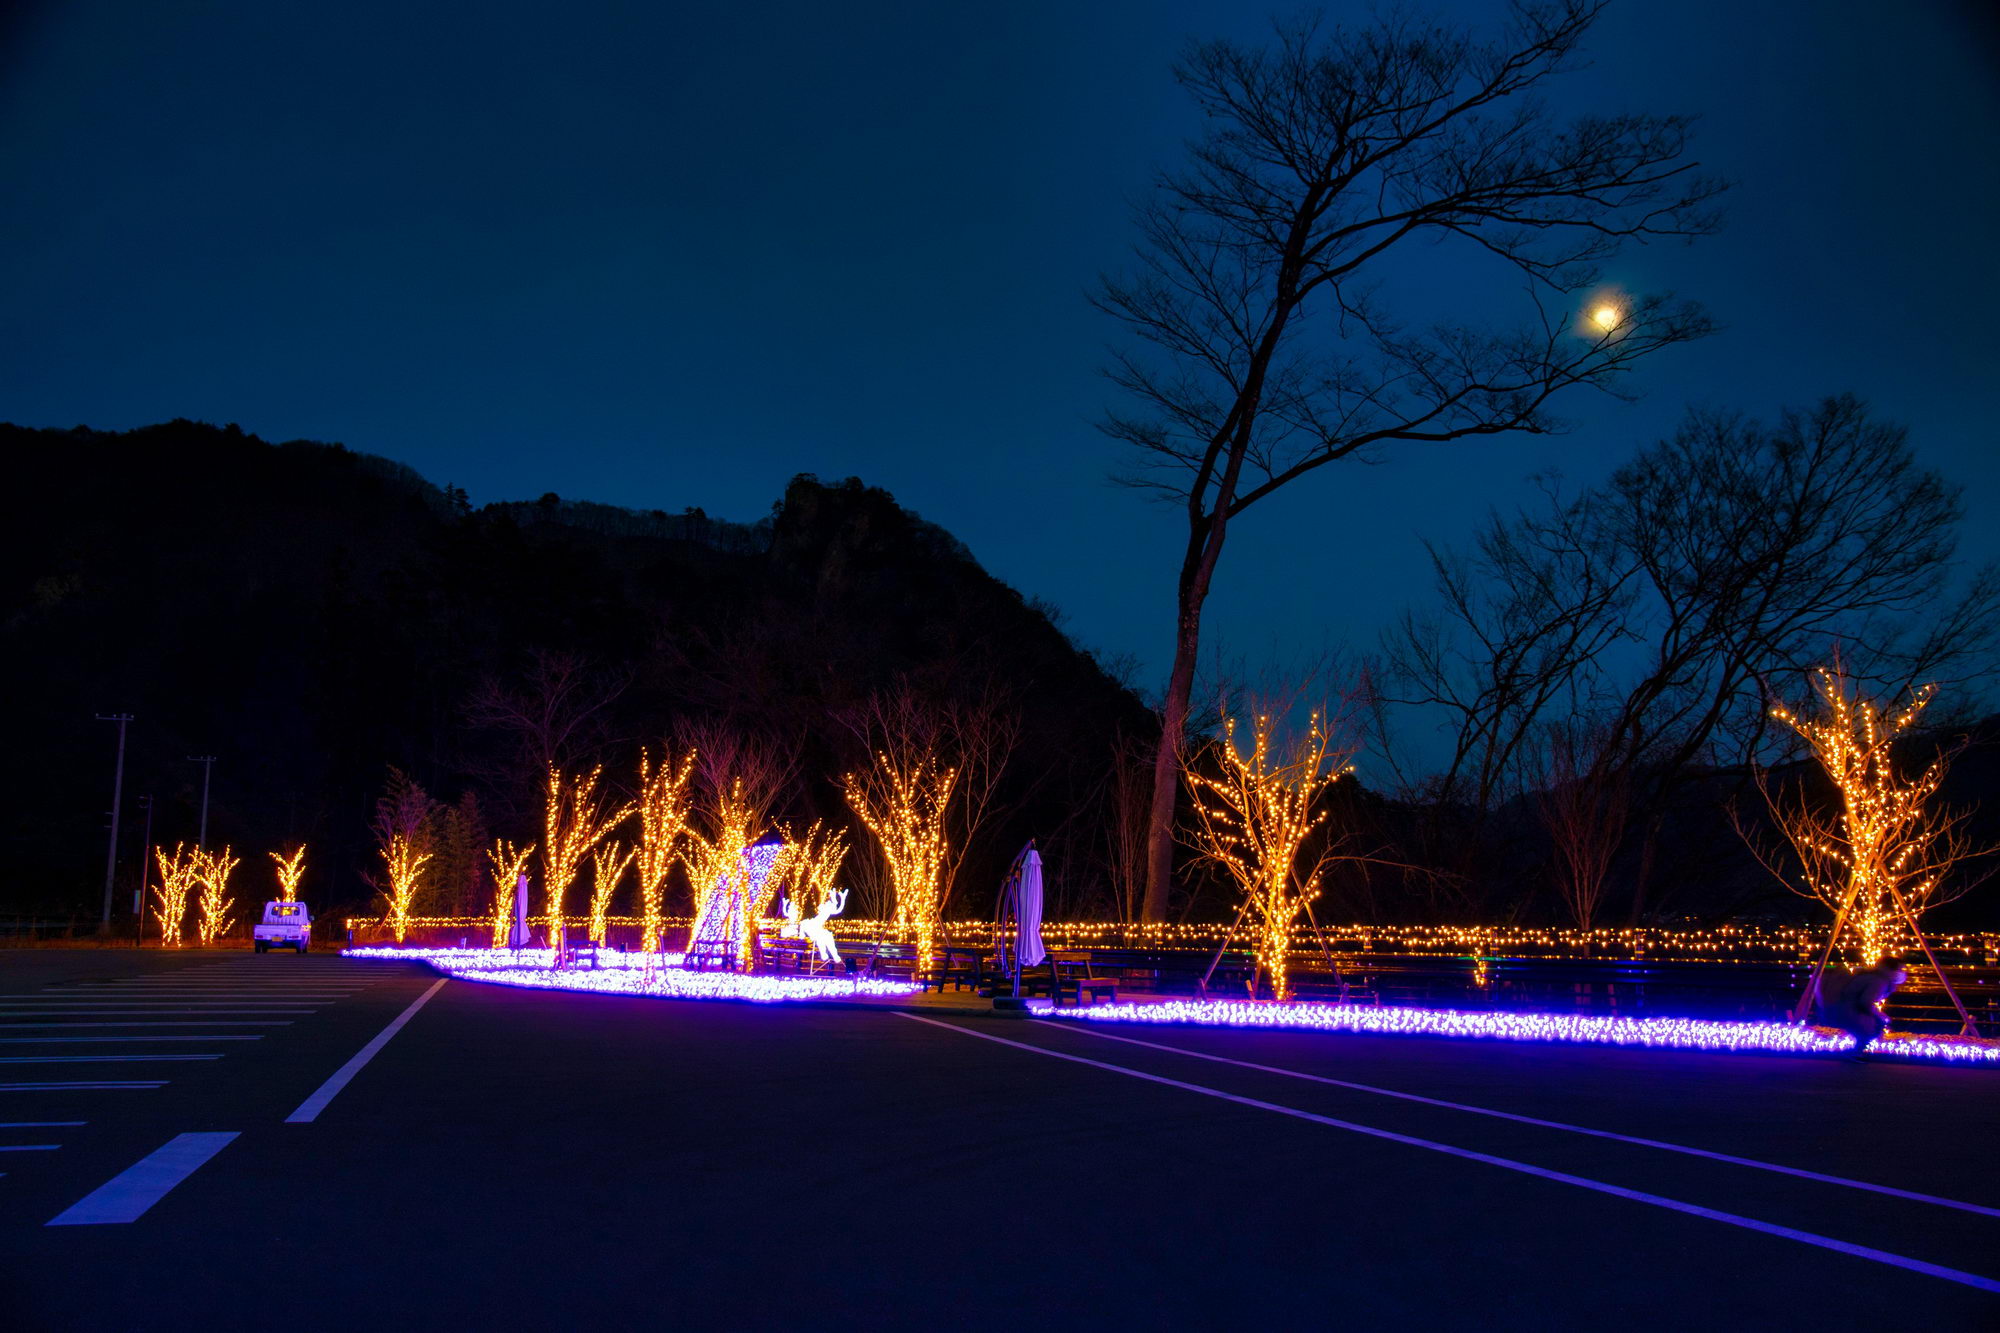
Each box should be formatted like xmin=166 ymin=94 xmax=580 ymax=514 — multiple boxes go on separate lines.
xmin=253 ymin=900 xmax=312 ymax=953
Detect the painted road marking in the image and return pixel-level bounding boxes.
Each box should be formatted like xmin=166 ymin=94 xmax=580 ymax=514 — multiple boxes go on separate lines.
xmin=0 ymin=1144 xmax=60 ymax=1151
xmin=0 ymin=1022 xmax=292 ymax=1030
xmin=0 ymin=1000 xmax=320 ymax=1012
xmin=286 ymin=978 xmax=447 ymax=1123
xmin=45 ymin=1132 xmax=240 ymax=1226
xmin=0 ymin=1121 xmax=86 ymax=1127
xmin=0 ymin=1024 xmax=264 ymax=1040
xmin=0 ymin=1055 xmax=223 ymax=1064
xmin=1056 ymin=1024 xmax=2000 ymax=1220
xmin=899 ymin=1014 xmax=2000 ymax=1295
xmin=0 ymin=1082 xmax=167 ymax=1091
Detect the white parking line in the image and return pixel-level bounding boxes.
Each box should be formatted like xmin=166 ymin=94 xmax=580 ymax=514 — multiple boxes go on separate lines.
xmin=0 ymin=1055 xmax=223 ymax=1064
xmin=286 ymin=978 xmax=447 ymax=1123
xmin=0 ymin=1036 xmax=262 ymax=1043
xmin=0 ymin=1000 xmax=320 ymax=1012
xmin=0 ymin=1121 xmax=86 ymax=1127
xmin=899 ymin=1014 xmax=2000 ymax=1295
xmin=0 ymin=1081 xmax=166 ymax=1091
xmin=0 ymin=1144 xmax=60 ymax=1152
xmin=0 ymin=1022 xmax=293 ymax=1029
xmin=45 ymin=1132 xmax=239 ymax=1226
xmin=1055 ymin=1024 xmax=2000 ymax=1220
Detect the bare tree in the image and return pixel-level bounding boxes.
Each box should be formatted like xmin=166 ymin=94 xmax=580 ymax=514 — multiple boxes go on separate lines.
xmin=465 ymin=649 xmax=630 ymax=824
xmin=1099 ymin=3 xmax=1723 ymax=918
xmin=1382 ymin=395 xmax=2000 ymax=918
xmin=834 ymin=682 xmax=1022 ymax=918
xmin=1533 ymin=719 xmax=1629 ymax=927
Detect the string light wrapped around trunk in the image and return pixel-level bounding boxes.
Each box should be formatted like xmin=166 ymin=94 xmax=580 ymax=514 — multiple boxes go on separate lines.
xmin=845 ymin=750 xmax=956 ymax=973
xmin=193 ymin=845 xmax=240 ymax=946
xmin=151 ymin=843 xmax=200 ymax=947
xmin=1184 ymin=709 xmax=1354 ymax=1002
xmin=634 ymin=749 xmax=697 ymax=952
xmin=270 ymin=846 xmax=307 ymax=904
xmin=541 ymin=764 xmax=633 ymax=954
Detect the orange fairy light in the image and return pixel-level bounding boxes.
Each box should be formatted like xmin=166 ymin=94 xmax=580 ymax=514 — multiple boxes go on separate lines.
xmin=634 ymin=749 xmax=697 ymax=952
xmin=270 ymin=846 xmax=307 ymax=904
xmin=845 ymin=749 xmax=956 ymax=972
xmin=192 ymin=845 xmax=241 ymax=946
xmin=1184 ymin=708 xmax=1354 ymax=1002
xmin=151 ymin=843 xmax=200 ymax=947
xmin=542 ymin=764 xmax=633 ymax=953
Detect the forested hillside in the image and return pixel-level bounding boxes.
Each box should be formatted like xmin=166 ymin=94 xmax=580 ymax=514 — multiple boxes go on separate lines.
xmin=1 ymin=420 xmax=1151 ymax=924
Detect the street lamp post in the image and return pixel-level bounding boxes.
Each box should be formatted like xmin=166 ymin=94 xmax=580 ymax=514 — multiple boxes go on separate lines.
xmin=95 ymin=714 xmax=134 ymax=931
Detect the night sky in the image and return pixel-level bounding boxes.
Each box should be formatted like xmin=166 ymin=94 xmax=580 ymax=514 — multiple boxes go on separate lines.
xmin=5 ymin=0 xmax=1997 ymax=700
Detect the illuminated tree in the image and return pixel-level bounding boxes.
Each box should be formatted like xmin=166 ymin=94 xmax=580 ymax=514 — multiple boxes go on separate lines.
xmin=151 ymin=844 xmax=200 ymax=947
xmin=192 ymin=846 xmax=241 ymax=947
xmin=1746 ymin=666 xmax=1993 ymax=966
xmin=486 ymin=840 xmax=535 ymax=948
xmin=368 ymin=769 xmax=440 ymax=944
xmin=377 ymin=835 xmax=432 ymax=945
xmin=587 ymin=840 xmax=636 ymax=946
xmin=1185 ymin=708 xmax=1355 ymax=1001
xmin=542 ymin=764 xmax=632 ymax=952
xmin=845 ymin=748 xmax=957 ymax=972
xmin=634 ymin=748 xmax=698 ymax=952
xmin=270 ymin=846 xmax=307 ymax=904
xmin=836 ymin=685 xmax=1019 ymax=921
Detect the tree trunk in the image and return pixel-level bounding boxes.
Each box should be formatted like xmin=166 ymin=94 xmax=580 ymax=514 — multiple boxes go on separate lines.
xmin=1142 ymin=520 xmax=1227 ymax=920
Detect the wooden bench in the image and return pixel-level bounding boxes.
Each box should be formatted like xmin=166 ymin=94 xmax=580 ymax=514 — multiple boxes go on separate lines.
xmin=1052 ymin=953 xmax=1119 ymax=1007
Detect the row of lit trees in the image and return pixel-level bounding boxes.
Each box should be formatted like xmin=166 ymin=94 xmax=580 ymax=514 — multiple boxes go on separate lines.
xmin=147 ymin=844 xmax=299 ymax=946
xmin=370 ymin=735 xmax=959 ymax=971
xmin=1179 ymin=667 xmax=1986 ymax=1001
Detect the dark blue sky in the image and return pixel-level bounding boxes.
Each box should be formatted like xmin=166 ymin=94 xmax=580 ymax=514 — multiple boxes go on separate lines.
xmin=5 ymin=0 xmax=1996 ymax=701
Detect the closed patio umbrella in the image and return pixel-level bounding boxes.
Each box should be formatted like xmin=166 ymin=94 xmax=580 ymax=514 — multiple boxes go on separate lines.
xmin=1014 ymin=847 xmax=1047 ymax=973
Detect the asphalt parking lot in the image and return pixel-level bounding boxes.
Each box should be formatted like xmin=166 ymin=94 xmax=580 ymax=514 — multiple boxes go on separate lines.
xmin=1 ymin=948 xmax=1994 ymax=1330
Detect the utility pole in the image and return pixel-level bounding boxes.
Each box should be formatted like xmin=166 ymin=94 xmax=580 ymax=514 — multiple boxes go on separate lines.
xmin=95 ymin=714 xmax=134 ymax=930
xmin=186 ymin=755 xmax=217 ymax=848
xmin=134 ymin=794 xmax=154 ymax=948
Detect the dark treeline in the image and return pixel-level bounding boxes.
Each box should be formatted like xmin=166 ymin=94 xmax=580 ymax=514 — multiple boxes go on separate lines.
xmin=8 ymin=418 xmax=1998 ymax=934
xmin=2 ymin=420 xmax=1151 ymax=926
